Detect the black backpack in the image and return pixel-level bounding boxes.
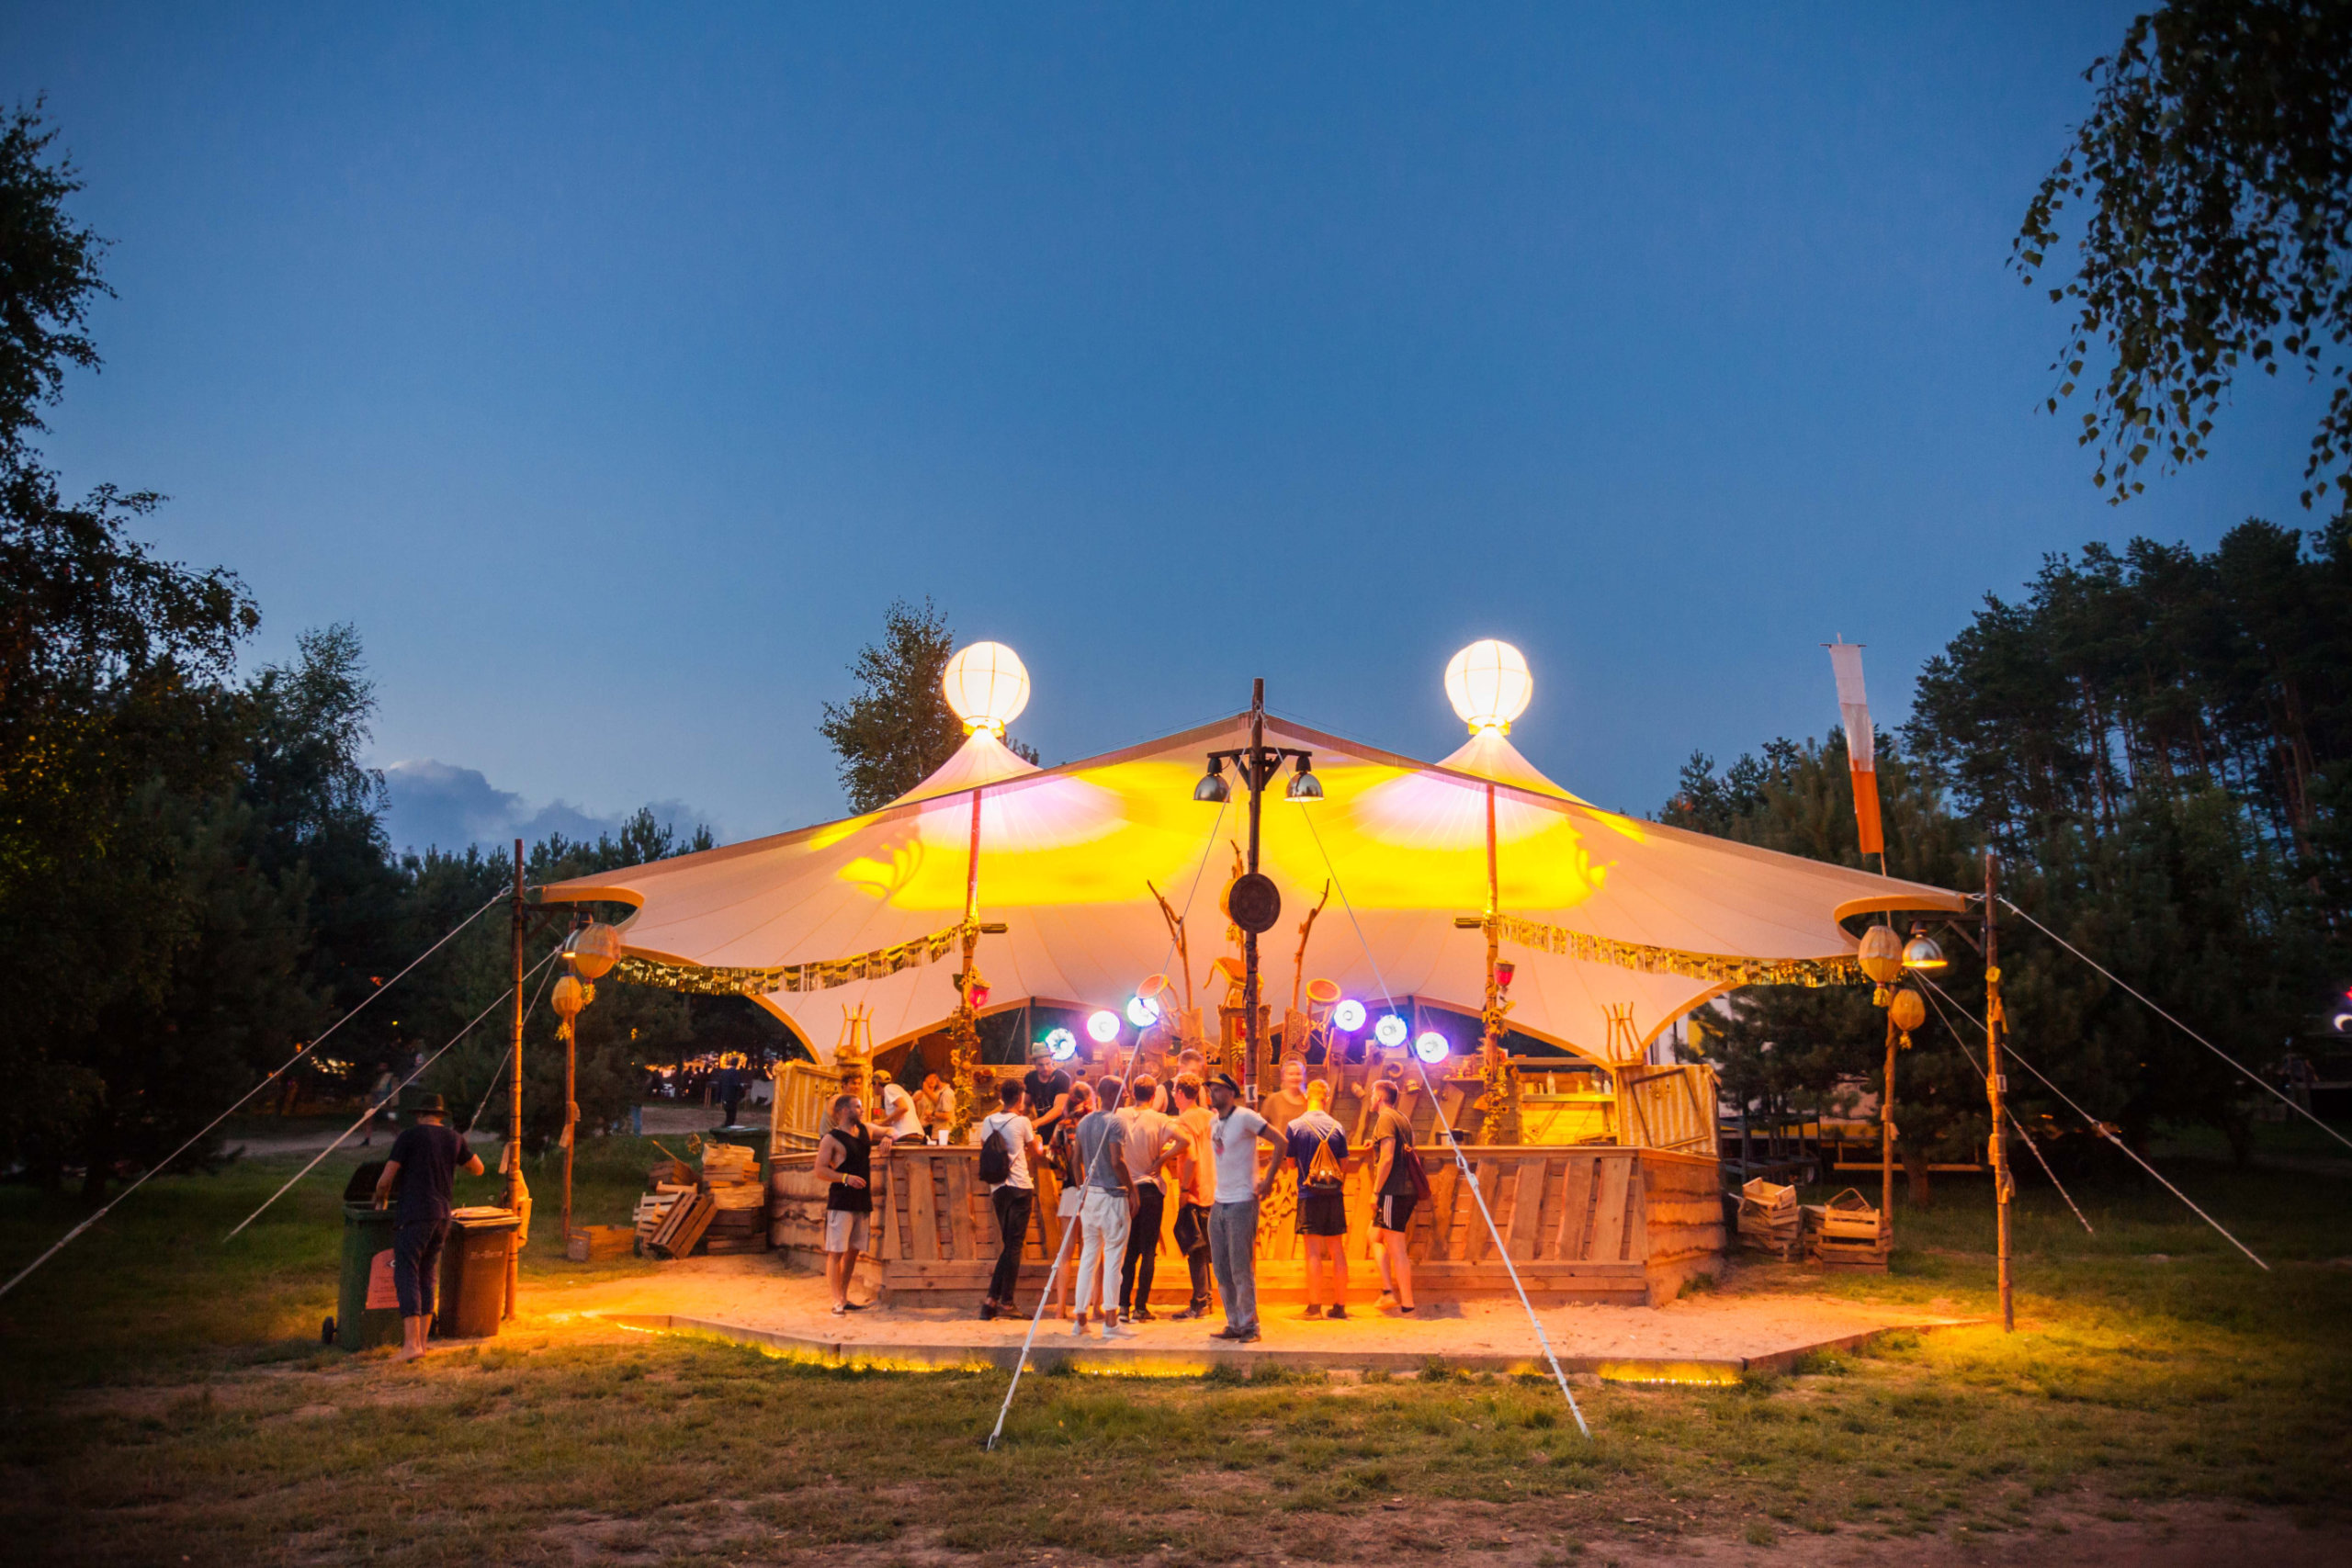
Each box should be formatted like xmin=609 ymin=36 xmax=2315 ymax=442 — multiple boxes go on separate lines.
xmin=978 ymin=1117 xmax=1012 ymax=1184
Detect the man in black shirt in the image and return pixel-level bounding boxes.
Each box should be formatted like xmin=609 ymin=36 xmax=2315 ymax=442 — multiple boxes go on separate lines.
xmin=1022 ymin=1041 xmax=1077 ymax=1143
xmin=373 ymin=1093 xmax=485 ymax=1361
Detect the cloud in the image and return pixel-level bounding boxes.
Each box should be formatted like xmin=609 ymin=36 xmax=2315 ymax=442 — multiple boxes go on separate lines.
xmin=381 ymin=760 xmax=714 ymax=856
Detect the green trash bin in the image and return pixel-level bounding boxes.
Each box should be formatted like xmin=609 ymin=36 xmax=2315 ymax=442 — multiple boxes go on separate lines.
xmin=331 ymin=1162 xmax=402 ymax=1352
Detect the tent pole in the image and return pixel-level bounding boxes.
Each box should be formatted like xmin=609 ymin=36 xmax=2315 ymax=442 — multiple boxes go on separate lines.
xmin=1985 ymin=849 xmax=2014 ymax=1331
xmin=949 ymin=784 xmax=985 ymax=1141
xmin=505 ymin=838 xmax=525 ymax=1320
xmin=1242 ymin=678 xmax=1265 ymax=1098
xmin=1481 ymin=781 xmax=1520 ymax=1143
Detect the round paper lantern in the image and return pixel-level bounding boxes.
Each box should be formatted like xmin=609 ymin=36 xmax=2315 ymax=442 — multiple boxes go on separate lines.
xmin=566 ymin=920 xmax=623 ymax=980
xmin=1889 ymin=988 xmax=1927 ymax=1033
xmin=552 ymin=975 xmax=590 ymax=1021
xmin=1444 ymin=639 xmax=1533 ymax=735
xmin=1858 ymin=924 xmax=1905 ymax=985
xmin=942 ymin=641 xmax=1031 ymax=736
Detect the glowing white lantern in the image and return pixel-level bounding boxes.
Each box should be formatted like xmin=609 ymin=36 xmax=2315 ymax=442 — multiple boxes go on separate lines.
xmin=1086 ymin=1009 xmax=1121 ymax=1043
xmin=1125 ymin=995 xmax=1163 ymax=1029
xmin=1043 ymin=1026 xmax=1078 ymax=1061
xmin=942 ymin=641 xmax=1031 ymax=736
xmin=1374 ymin=1013 xmax=1409 ymax=1049
xmin=1330 ymin=998 xmax=1367 ymax=1032
xmin=1412 ymin=1031 xmax=1451 ymax=1064
xmin=1444 ymin=639 xmax=1533 ymax=735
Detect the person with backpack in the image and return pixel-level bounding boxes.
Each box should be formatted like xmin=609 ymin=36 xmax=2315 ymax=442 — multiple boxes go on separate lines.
xmin=1283 ymin=1079 xmax=1352 ymax=1319
xmin=1367 ymin=1079 xmax=1428 ymax=1314
xmin=1069 ymin=1076 xmax=1140 ymax=1338
xmin=976 ymin=1079 xmax=1045 ymax=1320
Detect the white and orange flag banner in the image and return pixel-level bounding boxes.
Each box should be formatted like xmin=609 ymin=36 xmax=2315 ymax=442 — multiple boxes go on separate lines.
xmin=1826 ymin=640 xmax=1883 ymax=855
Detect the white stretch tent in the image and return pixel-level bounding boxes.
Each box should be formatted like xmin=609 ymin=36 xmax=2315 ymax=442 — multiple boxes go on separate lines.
xmin=541 ymin=713 xmax=1967 ymax=1064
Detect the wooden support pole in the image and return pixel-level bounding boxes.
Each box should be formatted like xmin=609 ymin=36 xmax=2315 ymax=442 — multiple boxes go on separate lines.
xmin=1881 ymin=1009 xmax=1898 ymax=1231
xmin=505 ymin=838 xmax=525 ymax=1320
xmin=1985 ymin=849 xmax=2014 ymax=1332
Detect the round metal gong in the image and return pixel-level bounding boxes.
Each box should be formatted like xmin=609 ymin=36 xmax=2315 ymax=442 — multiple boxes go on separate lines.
xmin=1227 ymin=872 xmax=1282 ymax=934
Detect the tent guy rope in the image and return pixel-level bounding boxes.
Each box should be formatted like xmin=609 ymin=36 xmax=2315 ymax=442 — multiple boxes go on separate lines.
xmin=1300 ymin=805 xmax=1591 ymax=1439
xmin=0 ymin=889 xmax=509 ymax=1303
xmin=226 ymin=943 xmax=564 ymax=1241
xmin=1918 ymin=976 xmax=2268 ymax=1270
xmin=985 ymin=793 xmax=1229 ymax=1451
xmin=1912 ymin=976 xmax=2094 ymax=1236
xmin=2000 ymin=897 xmax=2352 ymax=1155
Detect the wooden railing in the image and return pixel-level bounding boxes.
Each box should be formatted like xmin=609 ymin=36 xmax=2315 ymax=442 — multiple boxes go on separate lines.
xmin=771 ymin=1142 xmax=1723 ymax=1307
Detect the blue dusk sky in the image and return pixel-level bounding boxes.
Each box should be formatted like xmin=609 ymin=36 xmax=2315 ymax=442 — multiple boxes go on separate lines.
xmin=2 ymin=5 xmax=2325 ymax=852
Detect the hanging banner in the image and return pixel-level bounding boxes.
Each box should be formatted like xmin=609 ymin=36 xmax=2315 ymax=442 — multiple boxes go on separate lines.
xmin=1495 ymin=913 xmax=1861 ymax=988
xmin=611 ymin=922 xmax=967 ymax=998
xmin=1826 ymin=639 xmax=1883 ymax=855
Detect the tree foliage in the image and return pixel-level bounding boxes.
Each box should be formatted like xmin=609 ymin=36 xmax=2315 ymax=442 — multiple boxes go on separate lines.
xmin=0 ymin=101 xmax=109 ymax=470
xmin=2017 ymin=0 xmax=2352 ymax=509
xmin=818 ymin=598 xmax=1037 ymax=813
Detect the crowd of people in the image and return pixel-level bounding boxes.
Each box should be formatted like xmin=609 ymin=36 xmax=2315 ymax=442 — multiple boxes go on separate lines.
xmin=808 ymin=1042 xmax=1431 ymax=1336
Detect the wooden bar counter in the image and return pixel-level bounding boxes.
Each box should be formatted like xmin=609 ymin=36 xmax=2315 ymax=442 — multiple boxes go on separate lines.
xmin=771 ymin=1143 xmax=1723 ymax=1309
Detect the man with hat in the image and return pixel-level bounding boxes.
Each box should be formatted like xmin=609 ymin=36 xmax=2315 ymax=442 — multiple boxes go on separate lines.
xmin=371 ymin=1092 xmax=484 ymax=1362
xmin=1021 ymin=1040 xmax=1077 ymax=1144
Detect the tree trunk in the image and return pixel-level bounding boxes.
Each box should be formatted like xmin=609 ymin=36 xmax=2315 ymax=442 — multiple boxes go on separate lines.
xmin=1900 ymin=1144 xmax=1933 ymax=1209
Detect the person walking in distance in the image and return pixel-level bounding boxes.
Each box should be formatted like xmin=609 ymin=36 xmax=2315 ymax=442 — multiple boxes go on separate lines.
xmin=371 ymin=1093 xmax=485 ymax=1363
xmin=813 ymin=1092 xmax=892 ymax=1315
xmin=1285 ymin=1079 xmax=1352 ymax=1319
xmin=1069 ymin=1076 xmax=1139 ymax=1337
xmin=975 ymin=1080 xmax=1044 ymax=1320
xmin=1367 ymin=1080 xmax=1421 ymax=1314
xmin=1204 ymin=1072 xmax=1284 ymax=1342
xmin=715 ymin=1055 xmax=746 ymax=1127
xmin=1115 ymin=1073 xmax=1186 ymax=1322
xmin=1168 ymin=1072 xmax=1217 ymax=1320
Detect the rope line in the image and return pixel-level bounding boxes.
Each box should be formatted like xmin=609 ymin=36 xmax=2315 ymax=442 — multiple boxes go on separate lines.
xmin=2000 ymin=897 xmax=2352 ymax=1154
xmin=1911 ymin=978 xmax=2093 ymax=1235
xmin=1918 ymin=976 xmax=2267 ymax=1270
xmin=1298 ymin=806 xmax=1590 ymax=1438
xmin=985 ymin=795 xmax=1227 ymax=1452
xmin=225 ymin=944 xmax=562 ymax=1241
xmin=0 ymin=889 xmax=508 ymax=1303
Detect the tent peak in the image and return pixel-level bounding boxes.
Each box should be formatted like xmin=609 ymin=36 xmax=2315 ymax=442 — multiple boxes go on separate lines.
xmin=1435 ymin=728 xmax=1586 ymax=802
xmin=891 ymin=729 xmax=1040 ymax=807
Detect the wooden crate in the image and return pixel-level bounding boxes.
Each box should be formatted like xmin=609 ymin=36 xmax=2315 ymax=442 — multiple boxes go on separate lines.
xmin=564 ymin=1224 xmax=635 ymax=1262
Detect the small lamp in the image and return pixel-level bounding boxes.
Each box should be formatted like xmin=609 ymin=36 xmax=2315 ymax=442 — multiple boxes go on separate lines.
xmin=1285 ymin=755 xmax=1323 ymax=801
xmin=1901 ymin=934 xmax=1948 ymax=972
xmin=1193 ymin=757 xmax=1231 ymax=804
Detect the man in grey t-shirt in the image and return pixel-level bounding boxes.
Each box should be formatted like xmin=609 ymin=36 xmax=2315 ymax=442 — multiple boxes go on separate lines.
xmin=1069 ymin=1076 xmax=1139 ymax=1338
xmin=1204 ymin=1073 xmax=1285 ymax=1342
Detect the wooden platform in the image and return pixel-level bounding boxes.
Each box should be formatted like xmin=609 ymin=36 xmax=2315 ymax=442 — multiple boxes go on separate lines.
xmin=771 ymin=1143 xmax=1724 ymax=1308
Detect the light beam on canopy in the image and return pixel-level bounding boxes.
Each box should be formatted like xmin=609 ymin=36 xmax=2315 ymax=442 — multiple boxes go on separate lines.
xmin=542 ymin=702 xmax=1966 ymax=1066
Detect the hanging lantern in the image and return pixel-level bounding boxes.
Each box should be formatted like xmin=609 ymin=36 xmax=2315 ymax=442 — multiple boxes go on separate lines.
xmin=566 ymin=921 xmax=624 ymax=980
xmin=1889 ymin=988 xmax=1927 ymax=1033
xmin=1494 ymin=960 xmax=1516 ymax=990
xmin=1858 ymin=924 xmax=1905 ymax=985
xmin=552 ymin=975 xmax=590 ymax=1036
xmin=1901 ymin=934 xmax=1948 ymax=972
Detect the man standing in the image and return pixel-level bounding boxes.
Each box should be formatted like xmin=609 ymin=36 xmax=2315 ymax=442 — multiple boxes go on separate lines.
xmin=1070 ymin=1076 xmax=1139 ymax=1338
xmin=715 ymin=1055 xmax=746 ymax=1127
xmin=1284 ymin=1079 xmax=1351 ymax=1319
xmin=1168 ymin=1073 xmax=1217 ymax=1320
xmin=1022 ymin=1041 xmax=1077 ymax=1144
xmin=813 ymin=1091 xmax=892 ymax=1315
xmin=874 ymin=1069 xmax=923 ymax=1143
xmin=1204 ymin=1072 xmax=1283 ymax=1342
xmin=1259 ymin=1056 xmax=1311 ymax=1138
xmin=371 ymin=1093 xmax=484 ymax=1363
xmin=1115 ymin=1073 xmax=1185 ymax=1322
xmin=976 ymin=1080 xmax=1044 ymax=1320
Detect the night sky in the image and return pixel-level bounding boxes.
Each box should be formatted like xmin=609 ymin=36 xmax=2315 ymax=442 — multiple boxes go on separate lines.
xmin=3 ymin=5 xmax=2324 ymax=852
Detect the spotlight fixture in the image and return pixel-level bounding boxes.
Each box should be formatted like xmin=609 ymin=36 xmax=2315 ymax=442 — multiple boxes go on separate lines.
xmin=1043 ymin=1027 xmax=1078 ymax=1061
xmin=1085 ymin=1009 xmax=1121 ymax=1043
xmin=1193 ymin=757 xmax=1231 ymax=804
xmin=1901 ymin=934 xmax=1949 ymax=972
xmin=1125 ymin=995 xmax=1163 ymax=1029
xmin=1331 ymin=998 xmax=1367 ymax=1032
xmin=1412 ymin=1031 xmax=1451 ymax=1065
xmin=1374 ymin=1013 xmax=1409 ymax=1049
xmin=1285 ymin=754 xmax=1323 ymax=801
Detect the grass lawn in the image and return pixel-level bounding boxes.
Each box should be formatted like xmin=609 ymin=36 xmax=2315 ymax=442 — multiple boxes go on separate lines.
xmin=2 ymin=1125 xmax=2347 ymax=1565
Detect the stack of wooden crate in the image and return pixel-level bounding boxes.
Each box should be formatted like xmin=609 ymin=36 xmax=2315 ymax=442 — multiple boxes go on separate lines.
xmin=701 ymin=1141 xmax=768 ymax=1255
xmin=1804 ymin=1188 xmax=1890 ymax=1271
xmin=1736 ymin=1177 xmax=1804 ymax=1261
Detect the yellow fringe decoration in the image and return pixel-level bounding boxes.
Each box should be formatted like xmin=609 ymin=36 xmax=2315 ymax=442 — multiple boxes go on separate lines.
xmin=1495 ymin=913 xmax=1860 ymax=988
xmin=612 ymin=923 xmax=966 ymax=998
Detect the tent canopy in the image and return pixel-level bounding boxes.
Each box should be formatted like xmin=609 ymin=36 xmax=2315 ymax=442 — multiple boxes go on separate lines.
xmin=541 ymin=712 xmax=1966 ymax=1065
